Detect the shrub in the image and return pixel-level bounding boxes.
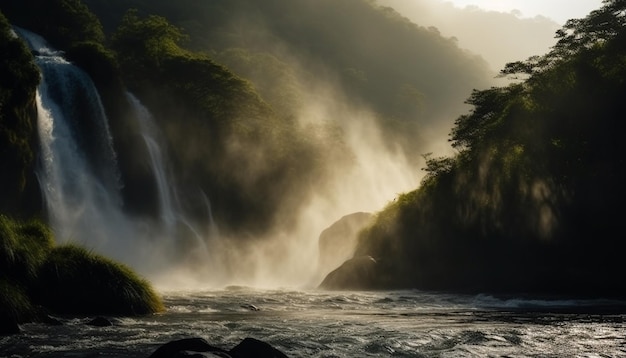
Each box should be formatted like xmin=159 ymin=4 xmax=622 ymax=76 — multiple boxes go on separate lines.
xmin=0 ymin=215 xmax=53 ymax=285
xmin=35 ymin=244 xmax=164 ymax=316
xmin=0 ymin=279 xmax=36 ymax=325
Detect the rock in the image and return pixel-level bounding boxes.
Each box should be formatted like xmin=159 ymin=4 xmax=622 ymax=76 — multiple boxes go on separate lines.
xmin=149 ymin=337 xmax=288 ymax=358
xmin=176 ymin=352 xmax=230 ymax=358
xmin=148 ymin=337 xmax=229 ymax=358
xmin=240 ymin=304 xmax=260 ymax=311
xmin=318 ymin=255 xmax=379 ymax=290
xmin=42 ymin=314 xmax=63 ymax=326
xmin=229 ymin=337 xmax=288 ymax=358
xmin=87 ymin=316 xmax=114 ymax=327
xmin=317 ymin=212 xmax=372 ymax=277
xmin=0 ymin=315 xmax=21 ymax=335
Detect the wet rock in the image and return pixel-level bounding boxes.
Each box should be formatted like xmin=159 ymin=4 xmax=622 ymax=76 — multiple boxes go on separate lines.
xmin=149 ymin=337 xmax=229 ymax=358
xmin=176 ymin=352 xmax=230 ymax=358
xmin=318 ymin=255 xmax=379 ymax=290
xmin=87 ymin=316 xmax=113 ymax=327
xmin=42 ymin=314 xmax=63 ymax=326
xmin=229 ymin=337 xmax=289 ymax=358
xmin=0 ymin=316 xmax=20 ymax=335
xmin=318 ymin=212 xmax=372 ymax=276
xmin=149 ymin=337 xmax=289 ymax=358
xmin=240 ymin=304 xmax=260 ymax=311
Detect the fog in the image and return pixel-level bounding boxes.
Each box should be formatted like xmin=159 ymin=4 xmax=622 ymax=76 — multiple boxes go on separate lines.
xmin=152 ymin=52 xmax=427 ymax=290
xmin=26 ymin=0 xmax=582 ymax=291
xmin=377 ymin=0 xmax=561 ymax=73
xmin=126 ymin=0 xmax=570 ymax=290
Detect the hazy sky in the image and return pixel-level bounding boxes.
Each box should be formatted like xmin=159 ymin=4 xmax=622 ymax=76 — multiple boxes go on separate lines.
xmin=445 ymin=0 xmax=603 ymax=24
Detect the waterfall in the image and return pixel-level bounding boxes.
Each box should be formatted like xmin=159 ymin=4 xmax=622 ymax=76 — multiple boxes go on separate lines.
xmin=15 ymin=27 xmax=216 ymax=279
xmin=126 ymin=92 xmax=178 ymax=236
xmin=20 ymin=27 xmax=125 ymax=251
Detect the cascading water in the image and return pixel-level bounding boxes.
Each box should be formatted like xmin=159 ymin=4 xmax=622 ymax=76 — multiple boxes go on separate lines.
xmin=125 ymin=92 xmax=213 ymax=253
xmin=13 ymin=26 xmax=418 ymax=289
xmin=15 ymin=27 xmax=213 ymax=278
xmin=126 ymin=92 xmax=178 ymax=237
xmin=22 ymin=28 xmax=127 ymax=252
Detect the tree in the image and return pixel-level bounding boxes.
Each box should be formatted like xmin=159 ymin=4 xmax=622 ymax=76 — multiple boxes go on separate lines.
xmin=111 ymin=9 xmax=189 ymax=71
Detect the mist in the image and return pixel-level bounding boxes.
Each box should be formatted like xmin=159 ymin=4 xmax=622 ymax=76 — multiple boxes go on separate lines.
xmin=152 ymin=48 xmax=428 ymax=291
xmin=18 ymin=0 xmax=572 ymax=291
xmin=377 ymin=0 xmax=561 ymax=73
xmin=76 ymin=0 xmax=570 ymax=291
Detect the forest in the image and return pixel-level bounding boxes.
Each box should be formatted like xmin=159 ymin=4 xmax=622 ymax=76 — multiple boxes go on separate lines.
xmin=1 ymin=0 xmax=625 ymax=317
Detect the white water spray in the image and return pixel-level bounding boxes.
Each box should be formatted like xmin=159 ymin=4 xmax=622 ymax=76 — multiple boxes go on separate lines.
xmin=16 ymin=27 xmax=213 ymax=278
xmin=17 ymin=27 xmax=424 ymax=290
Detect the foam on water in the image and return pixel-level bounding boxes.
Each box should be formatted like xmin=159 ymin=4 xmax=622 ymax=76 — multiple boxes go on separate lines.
xmin=2 ymin=290 xmax=625 ymax=358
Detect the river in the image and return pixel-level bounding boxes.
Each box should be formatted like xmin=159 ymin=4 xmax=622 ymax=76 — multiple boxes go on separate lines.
xmin=2 ymin=288 xmax=625 ymax=357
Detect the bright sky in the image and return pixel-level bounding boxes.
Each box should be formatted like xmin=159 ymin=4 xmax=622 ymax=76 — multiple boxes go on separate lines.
xmin=445 ymin=0 xmax=604 ymax=24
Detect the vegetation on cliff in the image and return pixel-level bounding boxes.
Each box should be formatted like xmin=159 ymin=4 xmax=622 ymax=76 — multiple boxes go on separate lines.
xmin=0 ymin=214 xmax=163 ymax=332
xmin=3 ymin=0 xmax=622 ymax=298
xmin=353 ymin=0 xmax=626 ymax=296
xmin=0 ymin=11 xmax=41 ymax=217
xmin=1 ymin=0 xmax=494 ymax=237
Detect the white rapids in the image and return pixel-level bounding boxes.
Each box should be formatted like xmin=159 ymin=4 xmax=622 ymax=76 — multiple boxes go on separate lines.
xmin=1 ymin=289 xmax=625 ymax=357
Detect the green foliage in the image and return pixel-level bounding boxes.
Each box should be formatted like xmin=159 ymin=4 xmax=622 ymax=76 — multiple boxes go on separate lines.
xmin=85 ymin=0 xmax=492 ymax=148
xmin=0 ymin=279 xmax=35 ymax=325
xmin=355 ymin=0 xmax=626 ymax=295
xmin=107 ymin=9 xmax=334 ymax=234
xmin=35 ymin=244 xmax=165 ymax=316
xmin=0 ymin=0 xmax=105 ymax=50
xmin=215 ymin=48 xmax=304 ymax=118
xmin=420 ymin=153 xmax=456 ymax=187
xmin=0 ymin=215 xmax=52 ymax=325
xmin=65 ymin=40 xmax=119 ymax=87
xmin=0 ymin=215 xmax=164 ymax=322
xmin=0 ymin=11 xmax=41 ymax=215
xmin=111 ymin=9 xmax=189 ymax=75
xmin=449 ymin=85 xmax=525 ymax=151
xmin=0 ymin=215 xmax=53 ymax=284
xmin=501 ymin=0 xmax=626 ymax=78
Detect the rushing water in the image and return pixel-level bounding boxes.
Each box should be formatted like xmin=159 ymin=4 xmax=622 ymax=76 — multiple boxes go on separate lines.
xmin=2 ymin=288 xmax=625 ymax=357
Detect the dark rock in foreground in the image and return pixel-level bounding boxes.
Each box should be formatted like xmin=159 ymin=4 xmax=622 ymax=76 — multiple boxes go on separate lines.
xmin=318 ymin=255 xmax=380 ymax=290
xmin=87 ymin=316 xmax=114 ymax=327
xmin=149 ymin=337 xmax=289 ymax=358
xmin=0 ymin=315 xmax=20 ymax=335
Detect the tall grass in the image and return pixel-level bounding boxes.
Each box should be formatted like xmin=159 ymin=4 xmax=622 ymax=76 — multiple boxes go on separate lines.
xmin=35 ymin=244 xmax=164 ymax=315
xmin=0 ymin=215 xmax=163 ymax=327
xmin=0 ymin=215 xmax=53 ymax=285
xmin=0 ymin=279 xmax=35 ymax=324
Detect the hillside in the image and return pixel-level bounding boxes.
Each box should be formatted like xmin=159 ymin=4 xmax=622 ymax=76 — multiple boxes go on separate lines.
xmin=325 ymin=0 xmax=626 ymax=297
xmin=1 ymin=0 xmax=494 ymax=239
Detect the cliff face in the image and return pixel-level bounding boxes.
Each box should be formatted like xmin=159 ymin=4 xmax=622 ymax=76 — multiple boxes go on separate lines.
xmin=341 ymin=1 xmax=626 ymax=296
xmin=0 ymin=13 xmax=42 ymax=218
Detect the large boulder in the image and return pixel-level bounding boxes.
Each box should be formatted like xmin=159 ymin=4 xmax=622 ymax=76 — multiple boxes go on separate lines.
xmin=318 ymin=255 xmax=380 ymax=290
xmin=148 ymin=338 xmax=228 ymax=358
xmin=317 ymin=212 xmax=372 ymax=277
xmin=149 ymin=337 xmax=289 ymax=358
xmin=229 ymin=337 xmax=289 ymax=358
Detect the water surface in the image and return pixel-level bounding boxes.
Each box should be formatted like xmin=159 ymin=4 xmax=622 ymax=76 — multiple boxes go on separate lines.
xmin=2 ymin=288 xmax=625 ymax=357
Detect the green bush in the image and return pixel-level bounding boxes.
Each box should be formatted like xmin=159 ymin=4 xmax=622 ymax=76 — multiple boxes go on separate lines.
xmin=35 ymin=244 xmax=164 ymax=316
xmin=0 ymin=215 xmax=53 ymax=285
xmin=0 ymin=279 xmax=36 ymax=325
xmin=1 ymin=215 xmax=164 ymax=324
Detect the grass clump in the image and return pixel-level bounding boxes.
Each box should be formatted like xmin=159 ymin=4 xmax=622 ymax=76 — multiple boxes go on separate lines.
xmin=35 ymin=244 xmax=164 ymax=316
xmin=0 ymin=214 xmax=163 ymax=331
xmin=0 ymin=215 xmax=54 ymax=283
xmin=0 ymin=279 xmax=35 ymax=325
